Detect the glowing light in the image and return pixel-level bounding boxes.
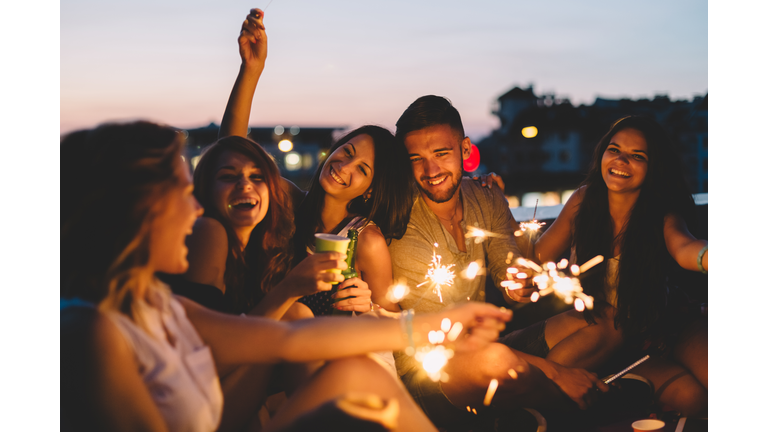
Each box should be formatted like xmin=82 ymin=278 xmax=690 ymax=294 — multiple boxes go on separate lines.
xmin=465 ymin=226 xmax=505 ymax=244
xmin=483 ymin=379 xmax=499 ymax=406
xmin=464 ymin=261 xmax=481 ymax=280
xmin=284 ymin=152 xmax=301 ymax=170
xmin=472 ymin=408 xmax=478 ymax=415
xmin=507 ymin=267 xmax=519 ymax=274
xmin=387 ymin=283 xmax=409 ymax=303
xmin=289 ymin=125 xmax=300 ymax=135
xmin=508 ymin=369 xmax=519 ymax=379
xmin=417 ymin=249 xmax=456 ymax=303
xmin=579 ymin=255 xmax=604 ymax=273
xmin=441 ymin=318 xmax=452 ymax=333
xmin=415 ymin=345 xmax=454 ymax=381
xmin=522 ymin=126 xmax=538 ymax=138
xmin=446 ymin=322 xmax=463 ymax=341
xmin=519 ymin=220 xmax=545 ymax=232
xmin=274 ymin=125 xmax=285 ymax=135
xmin=428 ymin=331 xmax=445 ymax=344
xmin=574 ymin=298 xmax=585 ymax=312
xmin=278 ymin=139 xmax=293 ymax=152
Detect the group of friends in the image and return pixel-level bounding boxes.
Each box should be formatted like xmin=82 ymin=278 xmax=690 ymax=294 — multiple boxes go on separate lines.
xmin=60 ymin=8 xmax=708 ymax=432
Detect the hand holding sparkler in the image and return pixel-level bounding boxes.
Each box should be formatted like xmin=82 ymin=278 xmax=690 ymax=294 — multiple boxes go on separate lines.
xmin=239 ymin=9 xmax=268 ymax=70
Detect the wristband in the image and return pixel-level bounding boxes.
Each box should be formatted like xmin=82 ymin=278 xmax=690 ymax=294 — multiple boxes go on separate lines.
xmin=697 ymin=245 xmax=708 ymax=274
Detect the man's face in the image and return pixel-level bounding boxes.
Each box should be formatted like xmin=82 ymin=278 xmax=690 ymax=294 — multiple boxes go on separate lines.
xmin=403 ymin=124 xmax=471 ymax=203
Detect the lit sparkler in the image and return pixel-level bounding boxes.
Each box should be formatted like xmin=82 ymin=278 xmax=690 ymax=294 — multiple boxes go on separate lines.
xmin=417 ymin=247 xmax=456 ymax=303
xmin=483 ymin=379 xmax=499 ymax=406
xmin=386 ymin=281 xmax=410 ymax=303
xmin=506 ymin=256 xmax=602 ymax=311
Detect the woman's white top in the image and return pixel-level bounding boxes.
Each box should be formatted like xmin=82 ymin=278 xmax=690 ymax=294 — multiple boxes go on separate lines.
xmin=105 ymin=290 xmax=224 ymax=432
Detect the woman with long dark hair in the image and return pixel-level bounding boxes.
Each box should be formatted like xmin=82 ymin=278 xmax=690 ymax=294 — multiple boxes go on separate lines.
xmin=60 ymin=120 xmax=511 ymax=431
xmin=219 ymin=9 xmax=413 ymax=317
xmin=530 ymin=115 xmax=708 ymax=416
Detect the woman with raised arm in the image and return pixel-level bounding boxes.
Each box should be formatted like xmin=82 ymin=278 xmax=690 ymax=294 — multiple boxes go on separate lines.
xmin=60 ymin=120 xmax=511 ymax=432
xmin=218 ymin=9 xmax=413 ymax=318
xmin=529 ymin=115 xmax=708 ymax=416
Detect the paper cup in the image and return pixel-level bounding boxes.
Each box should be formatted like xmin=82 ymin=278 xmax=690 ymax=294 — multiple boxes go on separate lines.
xmin=632 ymin=419 xmax=665 ymax=432
xmin=314 ymin=233 xmax=350 ymax=284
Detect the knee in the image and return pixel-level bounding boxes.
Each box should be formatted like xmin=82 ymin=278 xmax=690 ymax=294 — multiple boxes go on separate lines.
xmin=475 ymin=343 xmax=531 ymax=385
xmin=658 ymin=378 xmax=707 ymax=417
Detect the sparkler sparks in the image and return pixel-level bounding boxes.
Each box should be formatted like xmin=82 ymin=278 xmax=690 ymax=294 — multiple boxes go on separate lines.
xmin=417 ymin=249 xmax=456 ymax=303
xmin=483 ymin=379 xmax=499 ymax=406
xmin=503 ymin=256 xmax=602 ymax=311
xmin=465 ymin=226 xmax=506 ymax=244
xmin=386 ymin=282 xmax=410 ymax=303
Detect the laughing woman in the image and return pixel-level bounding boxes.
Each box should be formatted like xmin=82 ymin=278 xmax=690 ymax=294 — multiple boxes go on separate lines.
xmin=218 ymin=9 xmax=413 ymax=317
xmin=60 ymin=120 xmax=511 ymax=432
xmin=531 ymin=115 xmax=708 ymax=416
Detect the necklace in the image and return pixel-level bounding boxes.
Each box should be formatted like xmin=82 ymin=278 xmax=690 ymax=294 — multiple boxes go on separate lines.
xmin=436 ymin=199 xmax=461 ymax=230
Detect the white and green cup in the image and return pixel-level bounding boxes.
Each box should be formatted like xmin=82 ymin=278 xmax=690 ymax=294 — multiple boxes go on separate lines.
xmin=314 ymin=233 xmax=350 ymax=284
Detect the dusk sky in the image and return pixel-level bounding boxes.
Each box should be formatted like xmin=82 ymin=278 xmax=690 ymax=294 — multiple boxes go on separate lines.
xmin=61 ymin=0 xmax=707 ymax=140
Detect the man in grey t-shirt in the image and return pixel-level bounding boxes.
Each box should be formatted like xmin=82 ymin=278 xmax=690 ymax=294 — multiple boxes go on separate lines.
xmin=388 ymin=95 xmax=608 ymax=427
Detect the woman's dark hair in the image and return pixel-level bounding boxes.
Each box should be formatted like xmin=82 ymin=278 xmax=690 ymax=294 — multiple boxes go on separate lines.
xmin=193 ymin=136 xmax=294 ymax=312
xmin=294 ymin=125 xmax=413 ymax=256
xmin=573 ymin=115 xmax=696 ymax=338
xmin=61 ymin=121 xmax=184 ymax=327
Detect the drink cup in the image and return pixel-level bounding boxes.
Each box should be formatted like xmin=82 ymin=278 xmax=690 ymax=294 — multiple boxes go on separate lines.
xmin=314 ymin=233 xmax=350 ymax=284
xmin=632 ymin=419 xmax=665 ymax=432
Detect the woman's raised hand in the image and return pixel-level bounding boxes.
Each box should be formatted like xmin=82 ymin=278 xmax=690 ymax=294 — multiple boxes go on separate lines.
xmin=239 ymin=8 xmax=267 ymax=70
xmin=279 ymin=252 xmax=347 ymax=298
xmin=333 ymin=277 xmax=373 ymax=313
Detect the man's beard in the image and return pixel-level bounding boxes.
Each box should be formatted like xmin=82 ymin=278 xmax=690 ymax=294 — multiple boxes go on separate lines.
xmin=417 ymin=172 xmax=462 ymax=203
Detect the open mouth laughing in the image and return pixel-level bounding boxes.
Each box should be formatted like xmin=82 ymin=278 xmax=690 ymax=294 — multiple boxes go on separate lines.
xmin=229 ymin=197 xmax=258 ymax=210
xmin=423 ymin=174 xmax=449 ymax=187
xmin=609 ymin=168 xmax=630 ymax=178
xmin=329 ymin=166 xmax=347 ymax=186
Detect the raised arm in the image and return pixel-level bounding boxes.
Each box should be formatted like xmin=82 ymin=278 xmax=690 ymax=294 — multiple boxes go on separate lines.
xmin=533 ymin=186 xmax=583 ymax=264
xmin=664 ymin=213 xmax=708 ymax=272
xmin=183 ymin=217 xmax=228 ymax=293
xmin=179 ymin=296 xmax=511 ymax=370
xmin=219 ymin=8 xmax=268 ymax=139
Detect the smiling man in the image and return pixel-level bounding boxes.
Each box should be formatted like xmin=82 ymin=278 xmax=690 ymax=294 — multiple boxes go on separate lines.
xmin=387 ymin=96 xmax=609 ymax=428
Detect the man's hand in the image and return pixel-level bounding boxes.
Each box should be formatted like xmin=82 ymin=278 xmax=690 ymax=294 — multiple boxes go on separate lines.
xmin=471 ymin=172 xmax=505 ymax=192
xmin=238 ymin=8 xmax=267 ymax=70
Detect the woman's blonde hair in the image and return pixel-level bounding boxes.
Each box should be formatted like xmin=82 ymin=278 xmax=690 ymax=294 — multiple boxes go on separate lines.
xmin=61 ymin=121 xmax=186 ymax=329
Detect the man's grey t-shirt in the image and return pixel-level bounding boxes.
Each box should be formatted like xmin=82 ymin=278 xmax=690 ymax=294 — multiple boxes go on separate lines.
xmin=388 ymin=178 xmax=522 ymax=376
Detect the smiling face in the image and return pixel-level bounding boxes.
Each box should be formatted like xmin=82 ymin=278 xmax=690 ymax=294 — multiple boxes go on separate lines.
xmin=601 ymin=128 xmax=649 ymax=194
xmin=212 ymin=150 xmax=270 ymax=233
xmin=149 ymin=157 xmax=203 ymax=274
xmin=404 ymin=124 xmax=471 ymax=203
xmin=319 ymin=134 xmax=375 ymax=202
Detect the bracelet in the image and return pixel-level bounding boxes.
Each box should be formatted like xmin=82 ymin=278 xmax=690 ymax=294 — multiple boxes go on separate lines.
xmin=400 ymin=309 xmax=415 ymax=356
xmin=697 ymin=245 xmax=708 ymax=274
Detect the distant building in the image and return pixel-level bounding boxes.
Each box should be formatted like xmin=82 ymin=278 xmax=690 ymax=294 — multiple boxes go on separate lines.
xmin=476 ymin=86 xmax=707 ymax=204
xmin=183 ymin=123 xmax=345 ymax=190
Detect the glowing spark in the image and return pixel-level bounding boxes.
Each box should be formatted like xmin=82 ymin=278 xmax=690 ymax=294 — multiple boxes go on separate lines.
xmin=514 ymin=230 xmax=523 ymax=237
xmin=518 ymin=220 xmax=546 ymax=232
xmin=531 ymin=291 xmax=540 ymax=302
xmin=417 ymin=250 xmax=456 ymax=303
xmin=500 ymin=281 xmax=523 ymax=290
xmin=428 ymin=331 xmax=445 ymax=344
xmin=466 ymin=226 xmax=505 ymax=244
xmin=506 ymin=252 xmax=514 ymax=264
xmin=386 ymin=282 xmax=410 ymax=303
xmin=508 ymin=369 xmax=519 ymax=379
xmin=472 ymin=408 xmax=478 ymax=415
xmin=466 ymin=406 xmax=471 ymax=412
xmin=579 ymin=255 xmax=604 ymax=273
xmin=557 ymin=259 xmax=568 ymax=269
xmin=446 ymin=322 xmax=463 ymax=341
xmin=415 ymin=345 xmax=454 ymax=382
xmin=483 ymin=379 xmax=499 ymax=406
xmin=464 ymin=261 xmax=481 ymax=280
xmin=571 ymin=264 xmax=581 ymax=276
xmin=507 ymin=267 xmax=519 ymax=274
xmin=574 ymin=298 xmax=585 ymax=312
xmin=441 ymin=318 xmax=452 ymax=333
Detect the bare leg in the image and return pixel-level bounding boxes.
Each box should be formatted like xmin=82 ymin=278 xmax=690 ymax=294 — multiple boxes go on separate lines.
xmin=545 ymin=307 xmax=624 ymax=370
xmin=633 ymin=357 xmax=707 ymax=417
xmin=264 ymin=356 xmax=438 ymax=432
xmin=673 ymin=318 xmax=707 ymax=389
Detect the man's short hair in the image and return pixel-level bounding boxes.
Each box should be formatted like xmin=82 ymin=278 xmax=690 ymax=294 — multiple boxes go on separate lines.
xmin=395 ymin=95 xmax=465 ymax=142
